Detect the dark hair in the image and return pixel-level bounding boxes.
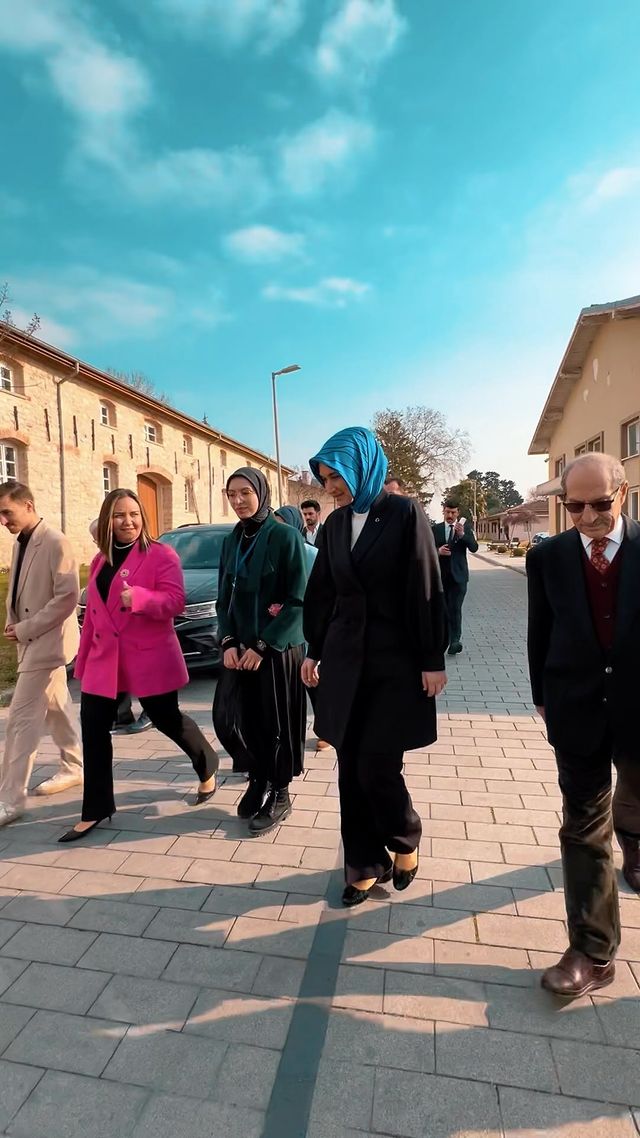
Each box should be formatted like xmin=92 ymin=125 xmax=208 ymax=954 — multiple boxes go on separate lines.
xmin=443 ymin=499 xmax=459 ymax=510
xmin=0 ymin=480 xmax=35 ymax=505
xmin=97 ymin=488 xmax=153 ymax=562
xmin=385 ymin=475 xmax=406 ymax=489
xmin=300 ymin=499 xmax=321 ymax=512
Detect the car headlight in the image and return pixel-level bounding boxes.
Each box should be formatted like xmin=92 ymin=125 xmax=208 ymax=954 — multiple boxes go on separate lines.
xmin=180 ymin=601 xmax=217 ymax=619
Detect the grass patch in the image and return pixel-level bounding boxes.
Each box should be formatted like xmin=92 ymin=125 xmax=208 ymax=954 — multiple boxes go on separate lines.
xmin=0 ymin=564 xmax=90 ymax=691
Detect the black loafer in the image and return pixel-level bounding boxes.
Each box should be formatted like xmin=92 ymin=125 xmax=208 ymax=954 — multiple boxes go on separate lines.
xmin=193 ymin=777 xmax=217 ymax=806
xmin=342 ymin=867 xmax=393 ymax=907
xmin=58 ymin=815 xmax=112 ymax=843
xmin=393 ymin=851 xmax=419 ymax=891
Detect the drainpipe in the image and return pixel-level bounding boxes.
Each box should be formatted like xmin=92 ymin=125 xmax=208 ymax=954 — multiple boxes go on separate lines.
xmin=207 ymin=442 xmax=213 ymax=522
xmin=55 ymin=361 xmax=78 ymax=532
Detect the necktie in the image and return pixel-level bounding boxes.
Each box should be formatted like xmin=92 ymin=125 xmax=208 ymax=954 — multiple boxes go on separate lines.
xmin=448 ymin=525 xmax=454 ymax=545
xmin=590 ymin=537 xmax=610 ymax=575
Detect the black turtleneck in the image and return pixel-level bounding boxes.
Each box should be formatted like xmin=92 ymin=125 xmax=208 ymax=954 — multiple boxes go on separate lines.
xmin=96 ymin=542 xmax=135 ymax=604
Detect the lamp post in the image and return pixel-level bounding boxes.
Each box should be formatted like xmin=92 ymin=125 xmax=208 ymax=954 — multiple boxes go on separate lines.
xmin=271 ymin=364 xmax=301 ymax=506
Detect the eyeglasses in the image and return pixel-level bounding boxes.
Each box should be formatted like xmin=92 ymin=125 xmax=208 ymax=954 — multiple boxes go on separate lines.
xmin=562 ymin=485 xmax=621 ymax=515
xmin=226 ymin=489 xmax=257 ymax=502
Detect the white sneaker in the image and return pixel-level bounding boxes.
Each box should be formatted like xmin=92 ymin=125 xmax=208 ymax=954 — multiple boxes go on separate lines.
xmin=0 ymin=802 xmax=24 ymax=827
xmin=32 ymin=772 xmax=83 ymax=796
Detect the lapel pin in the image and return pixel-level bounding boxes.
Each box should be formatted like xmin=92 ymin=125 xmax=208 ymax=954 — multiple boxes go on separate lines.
xmin=120 ymin=569 xmax=130 ymax=578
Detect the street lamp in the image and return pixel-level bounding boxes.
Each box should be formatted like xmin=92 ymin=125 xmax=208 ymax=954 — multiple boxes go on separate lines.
xmin=271 ymin=364 xmax=301 ymax=506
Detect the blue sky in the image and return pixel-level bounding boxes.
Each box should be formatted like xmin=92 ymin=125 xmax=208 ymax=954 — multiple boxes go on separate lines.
xmin=3 ymin=0 xmax=640 ymax=496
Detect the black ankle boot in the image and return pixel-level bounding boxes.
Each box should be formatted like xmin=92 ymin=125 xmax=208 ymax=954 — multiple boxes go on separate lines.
xmin=248 ymin=786 xmax=292 ymax=835
xmin=237 ymin=780 xmax=267 ymax=820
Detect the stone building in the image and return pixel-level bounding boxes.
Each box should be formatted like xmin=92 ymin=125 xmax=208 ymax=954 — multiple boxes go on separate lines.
xmin=529 ymin=295 xmax=640 ymax=534
xmin=0 ymin=323 xmax=291 ymax=567
xmin=476 ymin=498 xmax=549 ymax=543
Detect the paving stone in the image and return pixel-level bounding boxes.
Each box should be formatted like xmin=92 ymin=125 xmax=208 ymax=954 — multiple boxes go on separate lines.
xmin=384 ymin=970 xmax=488 ymax=1026
xmin=5 ymin=1009 xmax=126 ymax=1076
xmin=372 ymin=1067 xmax=501 ymax=1138
xmin=0 ymin=1002 xmax=36 ymax=1052
xmin=333 ymin=964 xmax=385 ymax=1014
xmin=103 ymin=1028 xmax=227 ymax=1096
xmin=89 ymin=973 xmax=200 ymax=1028
xmin=166 ymin=835 xmax=241 ymax=861
xmin=0 ymin=917 xmax=25 ymax=947
xmin=342 ymin=929 xmax=434 ymax=974
xmin=212 ymin=1043 xmax=281 ymax=1109
xmin=225 ymin=914 xmax=316 ymax=958
xmin=201 ymin=883 xmax=286 ymax=920
xmin=53 ymin=847 xmax=130 ymax=873
xmin=116 ymin=852 xmax=194 ymax=880
xmin=183 ymin=858 xmax=260 ymax=886
xmin=131 ymin=1092 xmax=264 ymax=1138
xmin=488 ymin=983 xmax=606 ymax=1041
xmin=0 ymin=864 xmax=77 ymax=892
xmin=389 ymin=903 xmax=478 ymax=942
xmin=255 ymin=865 xmax=332 ymax=894
xmin=551 ymin=1038 xmax=640 ymax=1106
xmin=60 ymin=869 xmax=145 ymax=897
xmin=0 ymin=890 xmax=86 ymax=925
xmin=1 ymin=922 xmax=97 ymax=965
xmin=142 ymin=906 xmax=234 ymax=948
xmin=436 ymin=1022 xmax=558 ymax=1091
xmin=164 ymin=941 xmax=262 ymax=992
xmin=9 ymin=1068 xmax=148 ymax=1138
xmin=476 ymin=912 xmax=568 ymax=952
xmin=309 ymin=1059 xmax=375 ymax=1131
xmin=323 ymin=1007 xmax=434 ymax=1072
xmin=499 ymin=1086 xmax=638 ymax=1138
xmin=280 ymin=893 xmax=330 ymax=926
xmin=68 ymin=897 xmax=157 ymax=936
xmin=0 ymin=955 xmax=28 ymax=995
xmin=0 ymin=1058 xmax=44 ymax=1130
xmin=251 ymin=954 xmax=306 ymax=999
xmin=2 ymin=961 xmax=110 ymax=1014
xmin=78 ymin=932 xmax=178 ymax=977
xmin=184 ymin=988 xmax=294 ymax=1048
xmin=431 ymin=880 xmax=516 ymax=913
xmin=470 ymin=861 xmax=554 ymax=891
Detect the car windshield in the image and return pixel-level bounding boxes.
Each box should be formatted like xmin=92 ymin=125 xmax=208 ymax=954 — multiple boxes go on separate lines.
xmin=159 ymin=529 xmax=228 ymax=570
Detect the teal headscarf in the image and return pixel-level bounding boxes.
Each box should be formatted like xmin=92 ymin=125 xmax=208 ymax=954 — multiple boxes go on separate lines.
xmin=274 ymin=505 xmax=305 ymax=534
xmin=310 ymin=426 xmax=388 ymax=513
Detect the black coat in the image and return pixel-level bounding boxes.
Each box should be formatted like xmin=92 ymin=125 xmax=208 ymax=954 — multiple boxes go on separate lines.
xmin=526 ymin=518 xmax=640 ymax=756
xmin=432 ymin=521 xmax=479 ymax=587
xmin=304 ymin=492 xmax=447 ymax=752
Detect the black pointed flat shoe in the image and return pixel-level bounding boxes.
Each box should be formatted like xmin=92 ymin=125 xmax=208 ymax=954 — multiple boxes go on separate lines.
xmin=342 ymin=867 xmax=393 ymax=907
xmin=58 ymin=816 xmax=112 ymax=843
xmin=393 ymin=851 xmax=419 ymax=891
xmin=193 ymin=777 xmax=217 ymax=806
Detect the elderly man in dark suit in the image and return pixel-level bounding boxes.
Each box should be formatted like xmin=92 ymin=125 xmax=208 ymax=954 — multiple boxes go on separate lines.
xmin=432 ymin=499 xmax=478 ymax=655
xmin=527 ymin=452 xmax=640 ymax=998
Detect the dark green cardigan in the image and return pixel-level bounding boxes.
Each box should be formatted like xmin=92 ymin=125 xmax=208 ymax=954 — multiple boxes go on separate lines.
xmin=217 ymin=514 xmax=306 ymax=652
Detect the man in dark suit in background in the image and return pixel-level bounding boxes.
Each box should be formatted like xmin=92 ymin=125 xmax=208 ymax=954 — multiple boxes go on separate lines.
xmin=301 ymin=499 xmax=323 ymax=547
xmin=527 ymin=452 xmax=640 ymax=998
xmin=432 ymin=499 xmax=478 ymax=655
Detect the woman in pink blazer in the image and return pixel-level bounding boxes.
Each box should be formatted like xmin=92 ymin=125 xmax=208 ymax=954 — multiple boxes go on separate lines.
xmin=59 ymin=488 xmax=218 ymax=842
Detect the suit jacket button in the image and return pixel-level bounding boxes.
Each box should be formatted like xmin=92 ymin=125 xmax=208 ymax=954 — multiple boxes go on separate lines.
xmin=605 ymin=666 xmax=613 ymax=674
xmin=603 ymin=697 xmax=607 ymax=703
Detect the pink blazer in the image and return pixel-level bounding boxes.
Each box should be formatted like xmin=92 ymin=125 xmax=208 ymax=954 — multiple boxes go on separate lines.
xmin=75 ymin=541 xmax=189 ymax=699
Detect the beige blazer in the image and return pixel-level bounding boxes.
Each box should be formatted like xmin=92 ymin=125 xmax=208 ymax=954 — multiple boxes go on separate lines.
xmin=5 ymin=521 xmax=80 ymax=672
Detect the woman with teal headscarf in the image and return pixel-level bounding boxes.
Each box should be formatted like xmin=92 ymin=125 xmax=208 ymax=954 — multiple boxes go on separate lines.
xmin=214 ymin=468 xmax=307 ymax=835
xmin=303 ymin=427 xmax=448 ymax=906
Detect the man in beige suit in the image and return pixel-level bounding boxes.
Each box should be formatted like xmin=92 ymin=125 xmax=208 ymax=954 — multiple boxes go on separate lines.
xmin=0 ymin=481 xmax=82 ymax=826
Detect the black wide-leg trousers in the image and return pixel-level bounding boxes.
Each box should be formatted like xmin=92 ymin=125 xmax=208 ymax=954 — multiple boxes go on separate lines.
xmin=336 ymin=735 xmax=422 ymax=886
xmin=80 ymin=690 xmax=218 ymax=821
xmin=555 ymin=735 xmax=640 ymax=961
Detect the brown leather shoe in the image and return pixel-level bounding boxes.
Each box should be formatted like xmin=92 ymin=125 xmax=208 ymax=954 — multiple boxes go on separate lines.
xmin=315 ymin=739 xmax=331 ymax=751
xmin=541 ymin=947 xmax=615 ymax=998
xmin=618 ymin=833 xmax=640 ymax=892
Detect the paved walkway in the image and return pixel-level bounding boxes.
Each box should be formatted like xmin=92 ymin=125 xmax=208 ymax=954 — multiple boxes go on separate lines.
xmin=0 ymin=559 xmax=638 ymax=1138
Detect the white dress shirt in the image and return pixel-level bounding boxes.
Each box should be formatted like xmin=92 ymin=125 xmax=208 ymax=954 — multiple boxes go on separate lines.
xmin=305 ymin=524 xmax=321 ymax=546
xmin=351 ymin=511 xmax=369 ymax=550
xmin=579 ymin=514 xmax=625 ymax=563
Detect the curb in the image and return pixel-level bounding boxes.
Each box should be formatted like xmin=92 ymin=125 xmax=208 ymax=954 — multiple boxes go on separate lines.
xmin=472 ymin=551 xmax=527 ymax=577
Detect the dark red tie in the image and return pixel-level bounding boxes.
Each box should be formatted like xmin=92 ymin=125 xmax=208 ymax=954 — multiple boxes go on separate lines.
xmin=590 ymin=537 xmax=610 ymax=575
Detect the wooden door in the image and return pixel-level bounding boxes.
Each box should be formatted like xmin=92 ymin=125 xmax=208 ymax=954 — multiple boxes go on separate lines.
xmin=137 ymin=476 xmax=159 ymax=538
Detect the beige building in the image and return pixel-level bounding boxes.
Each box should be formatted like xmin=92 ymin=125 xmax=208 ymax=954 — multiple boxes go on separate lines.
xmin=529 ymin=295 xmax=640 ymax=534
xmin=476 ymin=498 xmax=549 ymax=543
xmin=0 ymin=323 xmax=291 ymax=567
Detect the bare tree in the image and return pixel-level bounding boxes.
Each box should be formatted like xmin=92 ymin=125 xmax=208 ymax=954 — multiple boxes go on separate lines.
xmin=374 ymin=405 xmax=470 ymax=505
xmin=0 ymin=282 xmax=40 ymax=342
xmin=107 ymin=368 xmax=171 ymax=406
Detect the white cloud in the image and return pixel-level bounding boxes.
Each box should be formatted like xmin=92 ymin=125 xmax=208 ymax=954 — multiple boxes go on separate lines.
xmin=152 ymin=0 xmax=305 ymax=51
xmin=224 ymin=225 xmax=305 ymax=263
xmin=313 ymin=0 xmax=406 ymax=84
xmin=584 ymin=165 xmax=640 ymax=210
xmin=8 ymin=306 xmax=77 ymax=349
xmin=278 ymin=109 xmax=376 ymax=196
xmin=120 ymin=148 xmax=270 ymax=211
xmin=263 ymin=276 xmax=370 ymax=307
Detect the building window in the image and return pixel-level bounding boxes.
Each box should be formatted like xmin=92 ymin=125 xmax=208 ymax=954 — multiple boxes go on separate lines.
xmin=183 ymin=434 xmax=193 ymax=455
xmin=220 ymin=449 xmax=227 ymax=468
xmin=99 ymin=400 xmax=117 ymax=428
xmin=574 ymin=434 xmax=603 ymax=457
xmin=628 ymin=488 xmax=639 ymax=521
xmin=221 ymin=488 xmax=229 ymax=516
xmin=0 ymin=365 xmax=12 ymax=392
xmin=103 ymin=463 xmax=117 ymax=496
xmin=184 ymin=479 xmax=196 ymax=512
xmin=144 ymin=421 xmax=161 ymax=445
xmin=100 ymin=403 xmax=109 ymax=426
xmin=622 ymin=417 xmax=640 ymax=459
xmin=0 ymin=442 xmax=17 ymax=481
xmin=554 ymin=456 xmax=565 ymax=478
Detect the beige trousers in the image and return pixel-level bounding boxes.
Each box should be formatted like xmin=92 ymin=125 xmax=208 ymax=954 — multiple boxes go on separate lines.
xmin=0 ymin=666 xmax=82 ymax=807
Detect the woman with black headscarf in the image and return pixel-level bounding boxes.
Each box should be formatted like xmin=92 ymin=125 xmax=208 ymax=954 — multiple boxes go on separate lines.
xmin=213 ymin=468 xmax=307 ymax=834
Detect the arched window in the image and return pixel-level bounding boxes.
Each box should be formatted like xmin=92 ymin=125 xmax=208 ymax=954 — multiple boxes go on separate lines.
xmin=0 ymin=441 xmax=18 ymax=481
xmin=183 ymin=434 xmax=193 ymax=455
xmin=100 ymin=400 xmax=117 ymax=428
xmin=103 ymin=462 xmax=118 ymax=496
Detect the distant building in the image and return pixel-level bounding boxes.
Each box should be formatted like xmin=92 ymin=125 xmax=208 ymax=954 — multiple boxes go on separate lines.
xmin=477 ymin=498 xmax=549 ymax=543
xmin=0 ymin=323 xmax=290 ymax=566
xmin=529 ymin=295 xmax=640 ymax=534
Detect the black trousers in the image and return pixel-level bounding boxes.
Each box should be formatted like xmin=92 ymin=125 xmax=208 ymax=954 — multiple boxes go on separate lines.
xmin=443 ymin=579 xmax=467 ymax=646
xmin=80 ymin=690 xmax=218 ymax=821
xmin=114 ymin=692 xmax=134 ymax=727
xmin=555 ymin=736 xmax=640 ymax=961
xmin=337 ymin=734 xmax=422 ymax=885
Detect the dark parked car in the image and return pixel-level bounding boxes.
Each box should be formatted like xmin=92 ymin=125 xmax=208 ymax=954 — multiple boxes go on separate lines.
xmin=77 ymin=523 xmax=234 ymax=671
